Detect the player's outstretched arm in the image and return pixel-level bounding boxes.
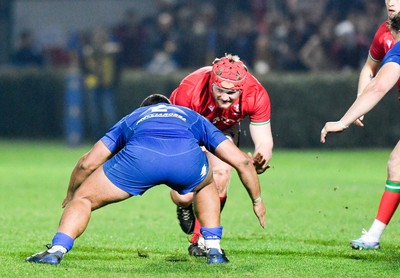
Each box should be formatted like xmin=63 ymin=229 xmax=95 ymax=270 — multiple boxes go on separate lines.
xmin=62 ymin=140 xmax=113 ymax=208
xmin=321 ymin=62 xmax=399 ymax=144
xmin=214 ymin=140 xmax=266 ymax=228
xmin=249 ymin=123 xmax=273 ymax=174
xmin=355 ymin=56 xmax=380 ymax=125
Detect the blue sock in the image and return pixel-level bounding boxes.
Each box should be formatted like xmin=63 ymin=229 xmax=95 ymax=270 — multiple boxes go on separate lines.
xmin=52 ymin=232 xmax=74 ymax=252
xmin=200 ymin=226 xmax=223 ymax=240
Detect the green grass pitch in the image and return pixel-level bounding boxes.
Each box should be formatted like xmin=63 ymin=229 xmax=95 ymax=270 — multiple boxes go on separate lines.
xmin=1 ymin=140 xmax=400 ymax=277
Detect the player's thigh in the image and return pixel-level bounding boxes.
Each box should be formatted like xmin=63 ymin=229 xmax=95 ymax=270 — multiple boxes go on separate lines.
xmin=208 ymin=123 xmax=238 ymax=177
xmin=206 ymin=151 xmax=232 ymax=173
xmin=74 ymin=166 xmax=131 ymax=210
xmin=222 ymin=123 xmax=240 ymax=146
xmin=387 ymin=141 xmax=400 ymax=180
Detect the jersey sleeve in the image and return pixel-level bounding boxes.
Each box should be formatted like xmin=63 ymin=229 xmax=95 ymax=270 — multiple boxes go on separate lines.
xmin=248 ymin=85 xmax=271 ymax=124
xmin=100 ymin=116 xmax=129 ymax=154
xmin=369 ymin=22 xmax=389 ymax=62
xmin=170 ymin=67 xmax=211 ymax=110
xmin=170 ymin=83 xmax=193 ymax=108
xmin=384 ymin=55 xmax=400 ymax=65
xmin=190 ymin=113 xmax=227 ymax=153
xmin=382 ymin=42 xmax=400 ymax=66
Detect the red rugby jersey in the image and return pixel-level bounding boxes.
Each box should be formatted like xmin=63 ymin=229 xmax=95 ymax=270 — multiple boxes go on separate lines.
xmin=369 ymin=21 xmax=394 ymax=62
xmin=170 ymin=67 xmax=271 ymax=131
xmin=369 ymin=21 xmax=400 ymax=93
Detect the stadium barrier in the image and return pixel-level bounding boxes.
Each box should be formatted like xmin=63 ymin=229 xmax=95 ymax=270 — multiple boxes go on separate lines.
xmin=1 ymin=68 xmax=399 ymax=148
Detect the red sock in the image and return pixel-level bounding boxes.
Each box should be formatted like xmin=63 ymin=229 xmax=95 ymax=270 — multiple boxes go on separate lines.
xmin=376 ymin=190 xmax=400 ymax=224
xmin=190 ymin=218 xmax=201 ymax=243
xmin=220 ymin=196 xmax=227 ymax=211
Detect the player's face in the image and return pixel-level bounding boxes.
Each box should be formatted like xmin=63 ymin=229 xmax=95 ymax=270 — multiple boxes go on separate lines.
xmin=386 ymin=0 xmax=400 ymax=18
xmin=211 ymin=84 xmax=241 ymax=109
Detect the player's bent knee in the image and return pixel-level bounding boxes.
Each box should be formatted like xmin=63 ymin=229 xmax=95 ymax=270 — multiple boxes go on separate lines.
xmin=387 ymin=156 xmax=400 ymax=180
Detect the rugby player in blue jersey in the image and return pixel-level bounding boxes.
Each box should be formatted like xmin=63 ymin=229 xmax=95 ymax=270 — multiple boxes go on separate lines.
xmin=26 ymin=94 xmax=266 ymax=265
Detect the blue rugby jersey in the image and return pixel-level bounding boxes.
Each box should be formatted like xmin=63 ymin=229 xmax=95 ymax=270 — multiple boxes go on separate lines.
xmin=382 ymin=41 xmax=400 ymax=66
xmin=100 ymin=103 xmax=227 ymax=195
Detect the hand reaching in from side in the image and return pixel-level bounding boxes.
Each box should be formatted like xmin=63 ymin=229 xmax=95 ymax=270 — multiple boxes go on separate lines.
xmin=248 ymin=152 xmax=270 ymax=174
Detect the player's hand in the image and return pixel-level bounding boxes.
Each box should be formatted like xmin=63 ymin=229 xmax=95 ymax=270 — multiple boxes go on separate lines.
xmin=62 ymin=193 xmax=73 ymax=208
xmin=320 ymin=121 xmax=347 ymax=143
xmin=353 ymin=116 xmax=364 ymax=127
xmin=253 ymin=201 xmax=266 ymax=228
xmin=248 ymin=152 xmax=270 ymax=174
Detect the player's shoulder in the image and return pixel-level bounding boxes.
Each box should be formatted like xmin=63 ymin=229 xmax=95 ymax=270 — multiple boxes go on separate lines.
xmin=375 ymin=21 xmax=390 ymax=36
xmin=243 ymin=73 xmax=268 ymax=94
xmin=185 ymin=66 xmax=212 ymax=79
xmin=178 ymin=66 xmax=211 ymax=88
xmin=194 ymin=66 xmax=212 ymax=74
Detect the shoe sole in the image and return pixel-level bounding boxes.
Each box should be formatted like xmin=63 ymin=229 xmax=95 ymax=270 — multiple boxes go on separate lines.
xmin=188 ymin=249 xmax=207 ymax=257
xmin=26 ymin=250 xmax=64 ymax=265
xmin=207 ymin=259 xmax=229 ymax=264
xmin=350 ymin=243 xmax=380 ymax=250
xmin=207 ymin=256 xmax=229 ymax=264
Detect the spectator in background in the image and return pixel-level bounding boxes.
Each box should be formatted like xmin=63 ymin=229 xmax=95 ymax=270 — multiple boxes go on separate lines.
xmin=37 ymin=25 xmax=70 ymax=67
xmin=174 ymin=5 xmax=197 ymax=68
xmin=331 ymin=10 xmax=369 ymax=71
xmin=223 ymin=11 xmax=258 ymax=68
xmin=267 ymin=12 xmax=307 ymax=71
xmin=114 ymin=9 xmax=146 ymax=68
xmin=145 ymin=50 xmax=178 ymax=74
xmin=66 ymin=30 xmax=89 ymax=69
xmin=82 ymin=26 xmax=120 ymax=141
xmin=11 ymin=29 xmax=44 ymax=67
xmin=197 ymin=3 xmax=219 ymax=66
xmin=145 ymin=12 xmax=179 ymax=74
xmin=299 ymin=14 xmax=338 ymax=71
xmin=175 ymin=3 xmax=218 ymax=68
xmin=325 ymin=0 xmax=366 ymax=21
xmin=8 ymin=0 xmax=390 ymax=73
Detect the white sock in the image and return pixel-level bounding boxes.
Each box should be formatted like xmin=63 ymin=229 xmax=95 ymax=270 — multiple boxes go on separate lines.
xmin=205 ymin=239 xmax=221 ymax=253
xmin=48 ymin=245 xmax=67 ymax=254
xmin=368 ymin=219 xmax=386 ymax=242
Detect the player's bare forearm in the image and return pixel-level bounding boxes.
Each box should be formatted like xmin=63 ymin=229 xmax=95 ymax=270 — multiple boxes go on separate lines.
xmin=210 ymin=140 xmax=266 ymax=228
xmin=215 ymin=140 xmax=264 ymax=205
xmin=231 ymin=152 xmax=261 ymax=200
xmin=238 ymin=168 xmax=266 ymax=229
xmin=249 ymin=123 xmax=273 ymax=174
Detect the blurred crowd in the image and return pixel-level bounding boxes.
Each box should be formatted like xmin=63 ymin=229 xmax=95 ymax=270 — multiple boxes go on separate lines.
xmin=10 ymin=0 xmax=386 ymax=75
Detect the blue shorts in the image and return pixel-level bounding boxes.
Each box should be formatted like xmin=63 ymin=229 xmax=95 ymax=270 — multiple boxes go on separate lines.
xmin=103 ymin=145 xmax=209 ymax=196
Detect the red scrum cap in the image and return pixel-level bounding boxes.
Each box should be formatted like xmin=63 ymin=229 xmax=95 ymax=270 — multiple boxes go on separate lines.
xmin=211 ymin=54 xmax=248 ymax=91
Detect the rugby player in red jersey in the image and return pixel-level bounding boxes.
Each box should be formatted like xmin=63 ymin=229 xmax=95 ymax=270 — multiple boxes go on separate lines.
xmin=341 ymin=0 xmax=400 ymax=250
xmin=169 ymin=53 xmax=273 ymax=256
